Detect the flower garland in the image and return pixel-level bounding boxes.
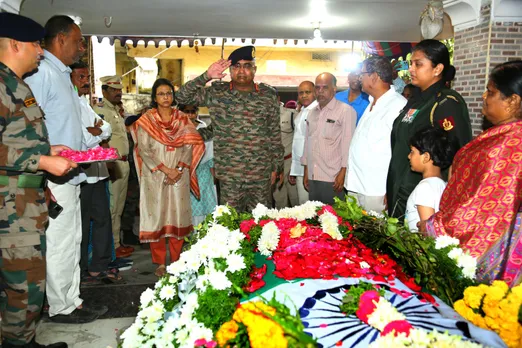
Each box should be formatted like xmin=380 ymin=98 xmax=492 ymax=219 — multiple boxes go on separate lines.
xmin=241 ymin=204 xmax=400 ymax=282
xmin=355 ymin=290 xmax=483 ymax=348
xmin=454 ymin=281 xmax=522 ymax=348
xmin=434 ymin=235 xmax=477 ymax=280
xmin=121 ymin=209 xmax=255 ymax=348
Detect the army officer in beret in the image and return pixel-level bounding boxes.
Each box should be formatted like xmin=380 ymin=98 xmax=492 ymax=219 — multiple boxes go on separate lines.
xmin=0 ymin=12 xmax=76 ymax=348
xmin=176 ymin=46 xmax=284 ymax=212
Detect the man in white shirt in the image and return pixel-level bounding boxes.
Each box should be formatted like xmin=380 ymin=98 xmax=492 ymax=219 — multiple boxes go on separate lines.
xmin=70 ymin=62 xmax=123 ymax=285
xmin=289 ymin=81 xmax=317 ymax=204
xmin=345 ymin=56 xmax=407 ymax=212
xmin=25 ymin=15 xmax=102 ymax=324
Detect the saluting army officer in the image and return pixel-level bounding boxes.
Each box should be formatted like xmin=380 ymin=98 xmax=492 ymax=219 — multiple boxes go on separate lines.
xmin=176 ymin=46 xmax=284 ymax=212
xmin=0 ymin=12 xmax=76 ymax=348
xmin=93 ymin=76 xmax=133 ymax=258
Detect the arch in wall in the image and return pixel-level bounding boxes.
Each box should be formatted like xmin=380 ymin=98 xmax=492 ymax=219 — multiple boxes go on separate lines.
xmin=443 ymin=0 xmax=482 ymax=31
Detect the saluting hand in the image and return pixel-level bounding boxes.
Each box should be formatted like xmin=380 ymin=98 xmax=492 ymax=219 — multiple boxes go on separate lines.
xmin=207 ymin=59 xmax=232 ymax=80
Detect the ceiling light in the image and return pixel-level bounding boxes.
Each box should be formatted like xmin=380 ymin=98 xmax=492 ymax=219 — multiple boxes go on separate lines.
xmin=313 ymin=28 xmax=322 ymax=39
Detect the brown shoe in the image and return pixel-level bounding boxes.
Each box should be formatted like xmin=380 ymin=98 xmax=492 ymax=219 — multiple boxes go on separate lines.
xmin=115 ymin=246 xmax=132 ymax=258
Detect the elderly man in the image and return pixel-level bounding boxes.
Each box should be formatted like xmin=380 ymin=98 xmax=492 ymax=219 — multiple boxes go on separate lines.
xmin=289 ymin=81 xmax=317 ymax=204
xmin=25 ymin=15 xmax=104 ymax=324
xmin=335 ymin=71 xmax=370 ymax=125
xmin=176 ymin=46 xmax=284 ymax=212
xmin=0 ymin=13 xmax=77 ymax=347
xmin=93 ymin=76 xmax=133 ymax=258
xmin=302 ymin=73 xmax=356 ymax=204
xmin=345 ymin=56 xmax=407 ymax=212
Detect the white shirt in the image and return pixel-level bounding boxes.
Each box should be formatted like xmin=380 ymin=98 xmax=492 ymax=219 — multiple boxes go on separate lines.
xmin=25 ymin=50 xmax=86 ymax=185
xmin=290 ymin=100 xmax=317 ymax=176
xmin=79 ymin=96 xmax=111 ymax=183
xmin=345 ymin=87 xmax=406 ymax=195
xmin=405 ymin=177 xmax=447 ymax=232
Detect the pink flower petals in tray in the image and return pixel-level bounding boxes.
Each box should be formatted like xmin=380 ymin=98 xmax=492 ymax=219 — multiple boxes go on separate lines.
xmin=59 ymin=147 xmax=119 ymax=163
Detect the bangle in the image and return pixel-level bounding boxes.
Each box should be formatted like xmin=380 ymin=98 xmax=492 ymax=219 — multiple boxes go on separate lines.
xmin=177 ymin=166 xmax=183 ymax=172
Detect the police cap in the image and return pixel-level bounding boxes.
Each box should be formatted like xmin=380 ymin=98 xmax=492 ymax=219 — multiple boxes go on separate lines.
xmin=0 ymin=13 xmax=45 ymax=42
xmin=227 ymin=46 xmax=256 ymax=65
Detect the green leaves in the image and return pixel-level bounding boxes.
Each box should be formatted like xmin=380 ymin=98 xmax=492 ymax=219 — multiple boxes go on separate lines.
xmin=339 ymin=282 xmax=384 ymax=316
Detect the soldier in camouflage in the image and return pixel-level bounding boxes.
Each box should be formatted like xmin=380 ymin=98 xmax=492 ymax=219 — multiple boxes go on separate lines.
xmin=0 ymin=13 xmax=76 ymax=348
xmin=176 ymin=46 xmax=284 ymax=212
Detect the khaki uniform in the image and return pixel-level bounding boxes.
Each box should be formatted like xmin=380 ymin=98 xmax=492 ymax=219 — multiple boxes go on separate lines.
xmin=0 ymin=62 xmax=49 ymax=345
xmin=273 ymin=105 xmax=299 ymax=208
xmin=94 ymin=98 xmax=129 ymax=248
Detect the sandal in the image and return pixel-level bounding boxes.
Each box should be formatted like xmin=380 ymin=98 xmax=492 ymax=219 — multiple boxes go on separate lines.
xmin=154 ymin=265 xmax=166 ymax=277
xmin=91 ymin=271 xmax=125 ymax=284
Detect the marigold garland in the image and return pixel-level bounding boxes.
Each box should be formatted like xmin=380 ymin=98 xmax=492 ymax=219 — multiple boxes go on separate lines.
xmin=216 ymin=302 xmax=287 ymax=348
xmin=454 ymin=281 xmax=522 ymax=348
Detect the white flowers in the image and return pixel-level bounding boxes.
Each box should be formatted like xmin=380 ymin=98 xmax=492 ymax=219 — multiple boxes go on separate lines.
xmin=367 ymin=298 xmax=406 ymax=331
xmin=140 ymin=288 xmax=155 ymax=307
xmin=252 ymin=201 xmax=324 ymax=223
xmin=258 ymin=221 xmax=280 ymax=256
xmin=226 ymin=253 xmax=246 ymax=273
xmin=159 ymin=285 xmax=177 ymax=301
xmin=435 ymin=235 xmax=460 ymax=250
xmin=435 ymin=236 xmax=477 ymax=280
xmin=212 ymin=205 xmax=231 ymax=219
xmin=318 ymin=210 xmax=342 ymax=240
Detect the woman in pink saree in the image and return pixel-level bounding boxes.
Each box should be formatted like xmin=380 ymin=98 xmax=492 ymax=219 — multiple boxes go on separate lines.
xmin=423 ymin=60 xmax=522 ymax=286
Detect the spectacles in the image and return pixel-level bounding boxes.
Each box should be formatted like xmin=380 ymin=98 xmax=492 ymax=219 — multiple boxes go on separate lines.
xmin=156 ymin=92 xmax=173 ymax=98
xmin=231 ymin=63 xmax=255 ymax=70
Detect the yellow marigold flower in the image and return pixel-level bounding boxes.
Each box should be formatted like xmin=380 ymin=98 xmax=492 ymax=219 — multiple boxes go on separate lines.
xmin=510 ymin=284 xmax=522 ymax=298
xmin=463 ymin=287 xmax=484 ymax=309
xmin=216 ymin=320 xmax=239 ymax=347
xmin=491 ymin=280 xmax=509 ymax=294
xmin=485 ymin=316 xmax=501 ymax=331
xmin=485 ymin=284 xmax=507 ymax=302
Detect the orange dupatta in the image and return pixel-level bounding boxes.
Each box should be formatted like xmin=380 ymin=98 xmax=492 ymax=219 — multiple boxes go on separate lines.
xmin=131 ymin=108 xmax=205 ymax=199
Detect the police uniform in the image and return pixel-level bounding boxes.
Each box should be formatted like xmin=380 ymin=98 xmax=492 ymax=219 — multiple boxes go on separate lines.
xmin=176 ymin=46 xmax=284 ymax=212
xmin=0 ymin=13 xmax=66 ymax=348
xmin=386 ymin=80 xmax=472 ymax=219
xmin=272 ymin=105 xmax=299 ymax=208
xmin=93 ymin=76 xmax=129 ymax=248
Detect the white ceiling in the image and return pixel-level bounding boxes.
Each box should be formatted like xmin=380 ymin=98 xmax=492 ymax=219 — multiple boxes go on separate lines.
xmin=20 ymin=0 xmax=431 ymax=42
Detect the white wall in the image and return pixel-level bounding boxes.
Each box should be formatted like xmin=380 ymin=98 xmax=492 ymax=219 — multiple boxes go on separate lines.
xmin=91 ymin=36 xmax=116 ymax=99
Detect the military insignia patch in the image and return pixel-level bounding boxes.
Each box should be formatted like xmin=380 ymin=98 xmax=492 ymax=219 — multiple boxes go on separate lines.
xmin=401 ymin=109 xmax=419 ymax=123
xmin=439 ymin=116 xmax=455 ymax=131
xmin=23 ymin=97 xmax=37 ymax=108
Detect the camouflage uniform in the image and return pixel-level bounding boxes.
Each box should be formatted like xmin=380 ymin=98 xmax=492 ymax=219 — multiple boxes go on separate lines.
xmin=176 ymin=72 xmax=284 ymax=212
xmin=0 ymin=62 xmax=50 ymax=345
xmin=273 ymin=105 xmax=299 ymax=208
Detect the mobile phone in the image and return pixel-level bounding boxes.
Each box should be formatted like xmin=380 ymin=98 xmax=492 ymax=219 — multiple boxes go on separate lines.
xmin=48 ymin=200 xmax=63 ymax=219
xmin=396 ymin=61 xmax=409 ymax=71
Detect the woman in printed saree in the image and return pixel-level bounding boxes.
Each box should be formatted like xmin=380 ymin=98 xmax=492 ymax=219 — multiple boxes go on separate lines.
xmin=422 ymin=60 xmax=522 ymax=286
xmin=131 ymin=78 xmax=204 ymax=277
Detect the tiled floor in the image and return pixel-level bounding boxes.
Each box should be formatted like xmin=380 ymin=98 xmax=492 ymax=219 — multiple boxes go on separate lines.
xmin=36 ymin=317 xmax=135 ymax=347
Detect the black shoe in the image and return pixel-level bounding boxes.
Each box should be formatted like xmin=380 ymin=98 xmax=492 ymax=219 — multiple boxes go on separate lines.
xmin=122 ymin=230 xmax=140 ymax=246
xmin=48 ymin=308 xmax=98 ymax=324
xmin=81 ymin=303 xmax=108 ymax=316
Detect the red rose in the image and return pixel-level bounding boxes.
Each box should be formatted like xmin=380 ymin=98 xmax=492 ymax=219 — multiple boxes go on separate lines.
xmin=381 ymin=320 xmax=413 ymax=337
xmin=356 ymin=290 xmax=380 ymax=323
xmin=240 ymin=219 xmax=257 ymax=233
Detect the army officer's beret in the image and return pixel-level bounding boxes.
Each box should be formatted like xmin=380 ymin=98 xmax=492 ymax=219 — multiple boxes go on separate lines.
xmin=227 ymin=46 xmax=256 ymax=65
xmin=0 ymin=12 xmax=45 ymax=42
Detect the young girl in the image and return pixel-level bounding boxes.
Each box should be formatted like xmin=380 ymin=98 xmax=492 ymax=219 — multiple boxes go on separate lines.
xmin=405 ymin=127 xmax=457 ymax=232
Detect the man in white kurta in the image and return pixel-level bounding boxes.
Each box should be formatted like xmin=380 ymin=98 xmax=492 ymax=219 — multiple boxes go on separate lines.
xmin=24 ymin=16 xmax=94 ymax=322
xmin=289 ymin=81 xmax=317 ymax=204
xmin=345 ymin=56 xmax=407 ymax=212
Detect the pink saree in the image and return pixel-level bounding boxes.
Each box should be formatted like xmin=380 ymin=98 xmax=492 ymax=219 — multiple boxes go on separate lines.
xmin=426 ymin=121 xmax=522 ymax=286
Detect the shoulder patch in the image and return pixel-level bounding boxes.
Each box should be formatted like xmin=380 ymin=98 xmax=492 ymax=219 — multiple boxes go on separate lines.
xmin=23 ymin=97 xmax=37 ymax=108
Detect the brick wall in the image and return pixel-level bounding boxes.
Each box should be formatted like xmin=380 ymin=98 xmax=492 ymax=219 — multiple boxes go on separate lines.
xmin=453 ymin=5 xmax=522 ymax=136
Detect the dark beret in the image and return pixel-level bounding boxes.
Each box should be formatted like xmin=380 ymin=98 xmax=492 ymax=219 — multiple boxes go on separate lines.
xmin=227 ymin=46 xmax=256 ymax=65
xmin=0 ymin=13 xmax=45 ymax=42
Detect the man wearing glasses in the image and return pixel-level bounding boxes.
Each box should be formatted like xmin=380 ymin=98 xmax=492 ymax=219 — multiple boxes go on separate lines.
xmin=176 ymin=46 xmax=284 ymax=212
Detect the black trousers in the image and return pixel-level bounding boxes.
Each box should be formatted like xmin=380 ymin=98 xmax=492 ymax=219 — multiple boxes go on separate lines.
xmin=309 ymin=179 xmax=345 ymax=205
xmin=80 ymin=180 xmax=112 ymax=273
